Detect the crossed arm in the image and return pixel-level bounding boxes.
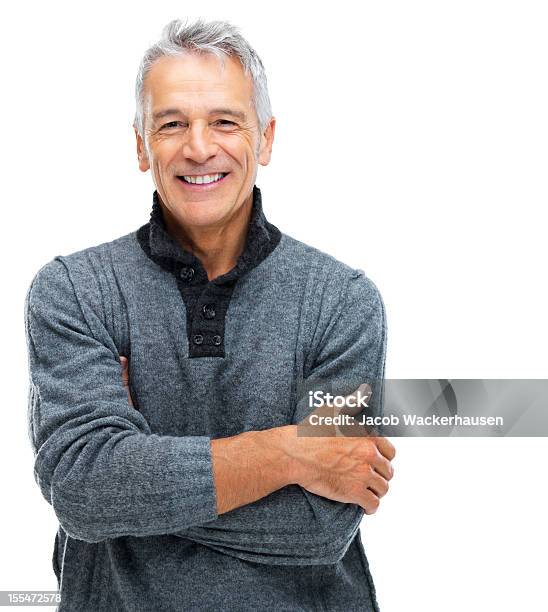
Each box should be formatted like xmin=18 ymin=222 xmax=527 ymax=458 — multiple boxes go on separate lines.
xmin=121 ymin=356 xmax=394 ymax=564
xmin=24 ymin=258 xmax=394 ymax=566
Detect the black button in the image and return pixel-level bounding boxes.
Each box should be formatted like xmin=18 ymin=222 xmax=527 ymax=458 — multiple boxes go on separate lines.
xmin=180 ymin=266 xmax=195 ymax=282
xmin=193 ymin=334 xmax=204 ymax=345
xmin=212 ymin=334 xmax=222 ymax=346
xmin=202 ymin=303 xmax=216 ymax=319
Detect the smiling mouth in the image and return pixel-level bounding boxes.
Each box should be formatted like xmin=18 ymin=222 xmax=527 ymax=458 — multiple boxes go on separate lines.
xmin=177 ymin=172 xmax=229 ymax=185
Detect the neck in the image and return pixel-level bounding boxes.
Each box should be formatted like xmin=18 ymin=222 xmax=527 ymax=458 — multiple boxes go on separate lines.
xmin=161 ymin=194 xmax=254 ymax=282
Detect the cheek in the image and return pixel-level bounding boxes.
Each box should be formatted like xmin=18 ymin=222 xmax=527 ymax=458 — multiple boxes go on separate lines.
xmin=222 ymin=133 xmax=256 ymax=161
xmin=150 ymin=140 xmax=181 ymax=170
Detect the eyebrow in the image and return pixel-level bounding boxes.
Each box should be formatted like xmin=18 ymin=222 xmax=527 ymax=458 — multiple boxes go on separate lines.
xmin=152 ymin=108 xmax=247 ymax=122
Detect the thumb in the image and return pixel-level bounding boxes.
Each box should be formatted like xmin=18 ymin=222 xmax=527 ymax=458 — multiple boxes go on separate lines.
xmin=342 ymin=383 xmax=372 ymax=417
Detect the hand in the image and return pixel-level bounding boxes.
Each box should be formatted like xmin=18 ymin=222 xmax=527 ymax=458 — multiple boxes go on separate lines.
xmin=290 ymin=384 xmax=396 ymax=514
xmin=289 ymin=430 xmax=395 ymax=515
xmin=119 ymin=355 xmax=134 ymax=407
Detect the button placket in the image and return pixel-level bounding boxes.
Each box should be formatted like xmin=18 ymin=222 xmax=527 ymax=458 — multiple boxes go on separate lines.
xmin=184 ymin=284 xmax=225 ymax=355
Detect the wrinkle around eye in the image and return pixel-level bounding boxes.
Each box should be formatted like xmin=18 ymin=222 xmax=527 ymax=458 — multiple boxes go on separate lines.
xmin=156 ymin=122 xmax=237 ymax=133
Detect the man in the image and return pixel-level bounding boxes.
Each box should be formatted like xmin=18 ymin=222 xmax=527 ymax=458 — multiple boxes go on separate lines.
xmin=24 ymin=18 xmax=395 ymax=611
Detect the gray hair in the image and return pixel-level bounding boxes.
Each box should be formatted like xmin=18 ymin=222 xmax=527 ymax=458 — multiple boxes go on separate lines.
xmin=133 ymin=18 xmax=272 ymax=138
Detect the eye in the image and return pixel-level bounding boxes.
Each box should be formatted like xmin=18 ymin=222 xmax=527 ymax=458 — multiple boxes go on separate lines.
xmin=161 ymin=121 xmax=183 ymax=129
xmin=214 ymin=120 xmax=237 ymax=127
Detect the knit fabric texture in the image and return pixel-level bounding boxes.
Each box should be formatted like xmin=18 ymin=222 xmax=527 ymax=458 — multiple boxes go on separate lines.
xmin=24 ymin=185 xmax=387 ymax=611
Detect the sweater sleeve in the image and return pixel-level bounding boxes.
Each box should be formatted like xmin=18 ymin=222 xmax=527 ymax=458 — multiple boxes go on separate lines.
xmin=24 ymin=258 xmax=218 ymax=544
xmin=177 ymin=270 xmax=387 ymax=565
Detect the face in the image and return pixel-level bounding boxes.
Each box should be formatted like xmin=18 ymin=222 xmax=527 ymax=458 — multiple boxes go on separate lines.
xmin=135 ymin=53 xmax=275 ymax=230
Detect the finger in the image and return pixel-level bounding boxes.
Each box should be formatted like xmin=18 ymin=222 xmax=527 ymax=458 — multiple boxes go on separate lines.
xmin=119 ymin=359 xmax=131 ymax=388
xmin=367 ymin=471 xmax=389 ymax=498
xmin=118 ymin=357 xmax=133 ymax=406
xmin=371 ymin=453 xmax=394 ymax=481
xmin=359 ymin=488 xmax=381 ymax=515
xmin=373 ymin=436 xmax=396 ymax=461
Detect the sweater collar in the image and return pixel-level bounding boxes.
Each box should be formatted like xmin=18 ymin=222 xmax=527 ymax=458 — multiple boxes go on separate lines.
xmin=138 ymin=185 xmax=281 ymax=286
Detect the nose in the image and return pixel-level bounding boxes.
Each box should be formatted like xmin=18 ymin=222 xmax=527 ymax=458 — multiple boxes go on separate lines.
xmin=181 ymin=122 xmax=218 ymax=164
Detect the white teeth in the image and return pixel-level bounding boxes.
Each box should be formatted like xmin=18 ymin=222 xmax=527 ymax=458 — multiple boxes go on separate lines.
xmin=182 ymin=173 xmax=225 ymax=184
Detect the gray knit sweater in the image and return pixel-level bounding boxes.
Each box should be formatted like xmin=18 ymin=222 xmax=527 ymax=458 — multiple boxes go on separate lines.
xmin=24 ymin=185 xmax=387 ymax=611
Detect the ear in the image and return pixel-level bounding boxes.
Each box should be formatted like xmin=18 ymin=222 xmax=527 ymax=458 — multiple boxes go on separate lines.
xmin=258 ymin=116 xmax=276 ymax=166
xmin=134 ymin=126 xmax=150 ymax=172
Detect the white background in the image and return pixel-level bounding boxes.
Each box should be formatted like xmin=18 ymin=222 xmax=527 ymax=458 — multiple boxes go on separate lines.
xmin=1 ymin=1 xmax=547 ymax=611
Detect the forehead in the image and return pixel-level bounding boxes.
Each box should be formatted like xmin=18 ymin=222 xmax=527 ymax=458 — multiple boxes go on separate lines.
xmin=143 ymin=53 xmax=254 ymax=116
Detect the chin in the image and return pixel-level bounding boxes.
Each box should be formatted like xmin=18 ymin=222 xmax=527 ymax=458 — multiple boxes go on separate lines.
xmin=171 ymin=197 xmax=233 ymax=226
